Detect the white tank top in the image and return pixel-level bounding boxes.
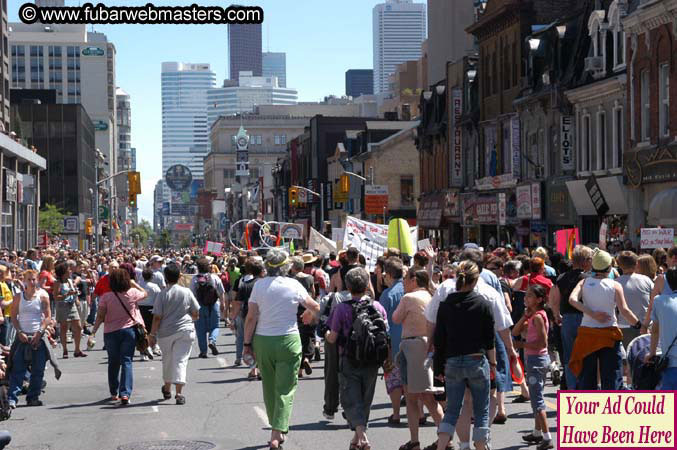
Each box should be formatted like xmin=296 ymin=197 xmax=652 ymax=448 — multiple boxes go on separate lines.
xmin=18 ymin=290 xmax=43 ymax=334
xmin=581 ymin=277 xmax=618 ymax=328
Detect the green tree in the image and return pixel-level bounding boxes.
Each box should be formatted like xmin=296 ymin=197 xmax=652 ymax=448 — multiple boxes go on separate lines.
xmin=155 ymin=229 xmax=171 ymax=249
xmin=179 ymin=237 xmax=191 ymax=249
xmin=39 ymin=203 xmax=70 ymax=237
xmin=130 ymin=219 xmax=153 ymax=246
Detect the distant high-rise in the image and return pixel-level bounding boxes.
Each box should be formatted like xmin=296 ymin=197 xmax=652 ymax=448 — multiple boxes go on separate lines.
xmin=228 ymin=23 xmax=262 ymax=84
xmin=262 ymin=52 xmax=287 ymax=88
xmin=0 ymin=0 xmax=9 ymax=132
xmin=161 ymin=62 xmax=215 ymax=180
xmin=373 ymin=0 xmax=427 ymax=94
xmin=345 ymin=70 xmax=374 ymax=97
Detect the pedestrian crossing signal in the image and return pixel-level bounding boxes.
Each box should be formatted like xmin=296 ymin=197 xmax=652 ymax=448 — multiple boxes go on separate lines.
xmin=128 ymin=171 xmax=141 ymax=196
xmin=129 ymin=194 xmax=137 ymax=208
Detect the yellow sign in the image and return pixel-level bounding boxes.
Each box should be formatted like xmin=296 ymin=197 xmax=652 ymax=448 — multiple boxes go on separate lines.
xmin=558 ymin=392 xmax=675 ymax=448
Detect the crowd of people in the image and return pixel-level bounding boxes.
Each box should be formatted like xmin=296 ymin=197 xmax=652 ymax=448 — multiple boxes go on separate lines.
xmin=1 ymin=240 xmax=676 ymax=450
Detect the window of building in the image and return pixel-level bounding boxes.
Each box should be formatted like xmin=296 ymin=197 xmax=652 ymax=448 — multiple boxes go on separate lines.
xmin=512 ymin=41 xmax=518 ymax=86
xmin=597 ymin=110 xmax=606 ymax=170
xmin=581 ymin=113 xmax=592 ymax=171
xmin=400 ymin=176 xmax=414 ymax=207
xmin=250 ymin=168 xmax=260 ymax=179
xmin=608 ymin=1 xmax=626 ymax=70
xmin=492 ymin=51 xmax=497 ymax=95
xmin=612 ymin=105 xmax=623 ymax=168
xmin=660 ymin=63 xmax=670 ymax=137
xmin=641 ymin=69 xmax=650 ymax=142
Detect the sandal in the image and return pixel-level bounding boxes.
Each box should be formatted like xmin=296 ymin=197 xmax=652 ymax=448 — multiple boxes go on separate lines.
xmin=74 ymin=351 xmax=88 ymax=357
xmin=175 ymin=394 xmax=185 ymax=405
xmin=361 ymin=443 xmax=371 ymax=450
xmin=512 ymin=394 xmax=530 ymax=403
xmin=399 ymin=441 xmax=421 ymax=450
xmin=62 ymin=351 xmax=69 ymax=359
xmin=422 ymin=441 xmax=453 ymax=450
xmin=349 ymin=443 xmax=359 ymax=450
xmin=161 ymin=385 xmax=171 ymax=400
xmin=387 ymin=414 xmax=401 ymax=425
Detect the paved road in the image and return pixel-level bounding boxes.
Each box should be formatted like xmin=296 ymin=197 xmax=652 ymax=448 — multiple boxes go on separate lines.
xmin=5 ymin=324 xmax=558 ymax=450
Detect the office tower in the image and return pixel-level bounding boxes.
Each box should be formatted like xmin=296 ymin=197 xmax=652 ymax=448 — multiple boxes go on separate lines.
xmin=161 ymin=62 xmax=215 ymax=180
xmin=0 ymin=0 xmax=8 ymax=131
xmin=427 ymin=0 xmax=475 ymax=84
xmin=207 ymin=72 xmax=298 ymax=130
xmin=345 ymin=69 xmax=374 ymax=97
xmin=262 ymin=52 xmax=286 ymax=88
xmin=373 ymin=0 xmax=427 ymax=94
xmin=228 ymin=23 xmax=262 ymax=84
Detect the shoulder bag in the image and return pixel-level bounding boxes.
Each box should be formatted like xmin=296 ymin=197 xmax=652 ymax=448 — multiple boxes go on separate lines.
xmin=113 ymin=291 xmax=150 ymax=353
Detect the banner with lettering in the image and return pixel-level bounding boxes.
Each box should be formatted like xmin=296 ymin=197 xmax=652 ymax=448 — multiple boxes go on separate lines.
xmin=343 ymin=216 xmax=418 ymax=271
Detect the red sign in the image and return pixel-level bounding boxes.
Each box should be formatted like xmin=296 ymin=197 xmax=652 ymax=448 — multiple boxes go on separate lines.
xmin=365 ymin=185 xmax=389 ymax=215
xmin=174 ymin=223 xmax=193 ymax=232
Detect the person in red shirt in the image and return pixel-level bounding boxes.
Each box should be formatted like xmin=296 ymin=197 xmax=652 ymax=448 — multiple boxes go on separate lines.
xmin=512 ymin=257 xmax=553 ymax=297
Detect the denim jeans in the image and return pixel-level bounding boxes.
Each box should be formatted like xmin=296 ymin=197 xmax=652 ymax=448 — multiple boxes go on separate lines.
xmin=526 ymin=354 xmax=550 ymax=412
xmin=87 ymin=297 xmax=98 ymax=325
xmin=439 ymin=355 xmax=491 ymax=444
xmin=339 ymin=356 xmax=379 ymax=430
xmin=104 ymin=327 xmax=136 ymax=397
xmin=660 ymin=367 xmax=677 ymax=389
xmin=195 ymin=303 xmax=220 ymax=354
xmin=561 ymin=313 xmax=583 ymax=389
xmin=578 ymin=340 xmax=623 ymax=390
xmin=8 ymin=340 xmax=48 ymax=403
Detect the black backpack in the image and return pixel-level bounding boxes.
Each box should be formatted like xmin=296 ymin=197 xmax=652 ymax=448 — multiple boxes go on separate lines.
xmin=343 ymin=299 xmax=389 ymax=368
xmin=195 ymin=274 xmax=219 ymax=307
xmin=318 ymin=292 xmax=343 ymax=337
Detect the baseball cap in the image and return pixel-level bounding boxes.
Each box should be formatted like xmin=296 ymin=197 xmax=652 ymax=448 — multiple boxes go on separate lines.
xmin=150 ymin=255 xmax=164 ymax=264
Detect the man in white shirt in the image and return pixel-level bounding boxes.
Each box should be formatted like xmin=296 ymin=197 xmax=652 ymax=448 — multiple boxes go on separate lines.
xmin=150 ymin=255 xmax=167 ymax=289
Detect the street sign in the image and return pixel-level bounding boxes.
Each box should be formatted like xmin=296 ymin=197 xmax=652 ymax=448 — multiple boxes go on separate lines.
xmin=63 ymin=216 xmax=79 ymax=234
xmin=98 ymin=205 xmax=109 ymax=220
xmin=365 ymin=185 xmax=389 ymax=215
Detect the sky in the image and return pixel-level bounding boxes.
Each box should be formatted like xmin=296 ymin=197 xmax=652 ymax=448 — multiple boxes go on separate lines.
xmin=9 ymin=0 xmax=396 ymax=224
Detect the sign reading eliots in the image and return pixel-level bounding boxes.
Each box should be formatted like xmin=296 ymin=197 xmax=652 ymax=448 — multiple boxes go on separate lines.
xmin=561 ymin=116 xmax=575 ymax=171
xmin=558 ymin=392 xmax=675 ymax=448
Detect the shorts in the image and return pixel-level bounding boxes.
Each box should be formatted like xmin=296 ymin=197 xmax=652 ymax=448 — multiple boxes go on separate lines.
xmin=56 ymin=301 xmax=80 ymax=323
xmin=397 ymin=337 xmax=434 ymax=394
xmin=384 ymin=365 xmax=403 ymax=394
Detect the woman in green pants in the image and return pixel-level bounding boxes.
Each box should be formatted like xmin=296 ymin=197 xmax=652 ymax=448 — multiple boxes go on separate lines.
xmin=243 ymin=248 xmax=320 ymax=450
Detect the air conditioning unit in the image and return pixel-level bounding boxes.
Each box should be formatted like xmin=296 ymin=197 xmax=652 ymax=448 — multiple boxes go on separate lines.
xmin=584 ymin=56 xmax=604 ymax=72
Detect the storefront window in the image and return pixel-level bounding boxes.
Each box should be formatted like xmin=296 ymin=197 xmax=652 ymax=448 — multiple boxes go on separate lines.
xmin=401 ymin=176 xmax=414 ymax=207
xmin=1 ymin=202 xmax=13 ymax=249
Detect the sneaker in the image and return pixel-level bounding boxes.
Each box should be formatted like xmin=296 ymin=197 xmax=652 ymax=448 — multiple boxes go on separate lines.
xmin=209 ymin=343 xmax=219 ymax=356
xmin=234 ymin=359 xmax=242 ymax=367
xmin=175 ymin=394 xmax=186 ymax=405
xmin=536 ymin=440 xmax=553 ymax=450
xmin=141 ymin=354 xmax=149 ymax=362
xmin=322 ymin=410 xmax=335 ymax=420
xmin=198 ymin=352 xmax=208 ymax=359
xmin=153 ymin=346 xmax=162 ymax=357
xmin=26 ymin=399 xmax=43 ymax=407
xmin=8 ymin=401 xmax=16 ymax=410
xmin=120 ymin=396 xmax=130 ymax=405
xmin=314 ymin=346 xmax=321 ymax=361
xmin=522 ymin=434 xmax=543 ymax=444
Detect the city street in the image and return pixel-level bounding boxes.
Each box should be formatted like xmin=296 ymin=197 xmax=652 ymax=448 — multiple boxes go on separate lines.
xmin=7 ymin=324 xmax=558 ymax=450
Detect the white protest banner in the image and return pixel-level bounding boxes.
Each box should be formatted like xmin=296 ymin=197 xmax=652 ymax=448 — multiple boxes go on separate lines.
xmin=640 ymin=228 xmax=675 ymax=249
xmin=203 ymin=240 xmax=224 ymax=256
xmin=332 ymin=228 xmax=344 ymax=245
xmin=343 ymin=216 xmax=418 ymax=271
xmin=309 ymin=227 xmax=337 ymax=255
xmin=598 ymin=222 xmax=608 ymax=250
xmin=418 ymin=239 xmax=431 ymax=251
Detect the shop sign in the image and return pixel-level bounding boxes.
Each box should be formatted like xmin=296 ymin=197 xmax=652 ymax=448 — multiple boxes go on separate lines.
xmin=63 ymin=216 xmax=79 ymax=234
xmin=511 ymin=116 xmax=521 ymax=179
xmin=450 ymin=89 xmax=463 ymax=187
xmin=165 ymin=164 xmax=192 ymax=191
xmin=498 ymin=193 xmax=506 ymax=226
xmin=4 ymin=170 xmax=16 ymax=203
xmin=365 ymin=185 xmax=389 ymax=215
xmin=484 ymin=125 xmax=497 ymax=177
xmin=418 ymin=194 xmax=444 ymax=228
xmin=81 ymin=46 xmax=105 ymax=56
xmin=585 ymin=175 xmax=609 ymax=216
xmin=463 ymin=194 xmax=498 ymax=225
xmin=516 ymin=185 xmax=532 ymax=219
xmin=174 ymin=223 xmax=193 ymax=232
xmin=475 ymin=173 xmax=517 ymax=191
xmin=531 ymin=220 xmax=547 ymax=233
xmin=280 ymin=223 xmax=305 ymax=240
xmin=640 ymin=228 xmax=675 ymax=249
xmin=324 ymin=182 xmax=333 ymax=212
xmin=561 ymin=116 xmax=575 ymax=171
xmin=93 ymin=120 xmax=108 ymax=131
xmin=547 ymin=181 xmax=572 ymax=222
xmin=531 ymin=183 xmax=542 ymax=220
xmin=624 ymin=145 xmax=677 ymax=187
xmin=443 ymin=190 xmax=460 ymax=218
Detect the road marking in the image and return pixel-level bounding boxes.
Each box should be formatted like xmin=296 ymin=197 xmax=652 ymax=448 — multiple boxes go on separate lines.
xmin=152 ymin=406 xmax=159 ymax=413
xmin=216 ymin=357 xmax=228 ymax=368
xmin=254 ymin=406 xmax=270 ymax=426
xmin=511 ymin=390 xmax=557 ymax=410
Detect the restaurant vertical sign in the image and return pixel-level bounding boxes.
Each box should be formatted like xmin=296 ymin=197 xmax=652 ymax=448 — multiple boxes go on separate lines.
xmin=451 ymin=88 xmax=463 ymax=187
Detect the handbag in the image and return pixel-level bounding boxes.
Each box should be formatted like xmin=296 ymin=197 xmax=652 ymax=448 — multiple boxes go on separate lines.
xmin=113 ymin=292 xmax=150 ymax=353
xmin=637 ymin=334 xmax=677 ymax=390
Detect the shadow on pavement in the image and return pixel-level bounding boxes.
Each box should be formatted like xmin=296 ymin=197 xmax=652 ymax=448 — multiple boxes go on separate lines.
xmin=48 ymin=398 xmax=121 ymax=409
xmin=196 ymin=377 xmax=252 ymax=384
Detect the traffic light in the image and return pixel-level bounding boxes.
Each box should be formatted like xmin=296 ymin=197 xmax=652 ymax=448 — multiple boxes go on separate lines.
xmin=128 ymin=193 xmax=137 ymax=208
xmin=340 ymin=175 xmax=350 ymax=194
xmin=85 ymin=218 xmax=93 ymax=235
xmin=128 ymin=171 xmax=141 ymax=196
xmin=289 ymin=187 xmax=298 ymax=207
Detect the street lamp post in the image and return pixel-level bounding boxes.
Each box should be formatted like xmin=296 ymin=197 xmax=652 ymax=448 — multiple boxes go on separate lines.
xmin=96 ymin=169 xmax=131 ymax=251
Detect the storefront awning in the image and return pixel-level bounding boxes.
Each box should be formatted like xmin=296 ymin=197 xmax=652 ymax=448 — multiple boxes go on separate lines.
xmin=565 ymin=180 xmax=597 ymax=216
xmin=648 ymin=187 xmax=677 ymax=226
xmin=566 ymin=176 xmax=628 ymax=216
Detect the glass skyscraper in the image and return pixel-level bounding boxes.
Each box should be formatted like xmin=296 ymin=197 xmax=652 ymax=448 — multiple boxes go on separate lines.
xmin=262 ymin=52 xmax=287 ymax=88
xmin=228 ymin=23 xmax=262 ymax=84
xmin=372 ymin=0 xmax=427 ymax=94
xmin=161 ymin=62 xmax=216 ymax=180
